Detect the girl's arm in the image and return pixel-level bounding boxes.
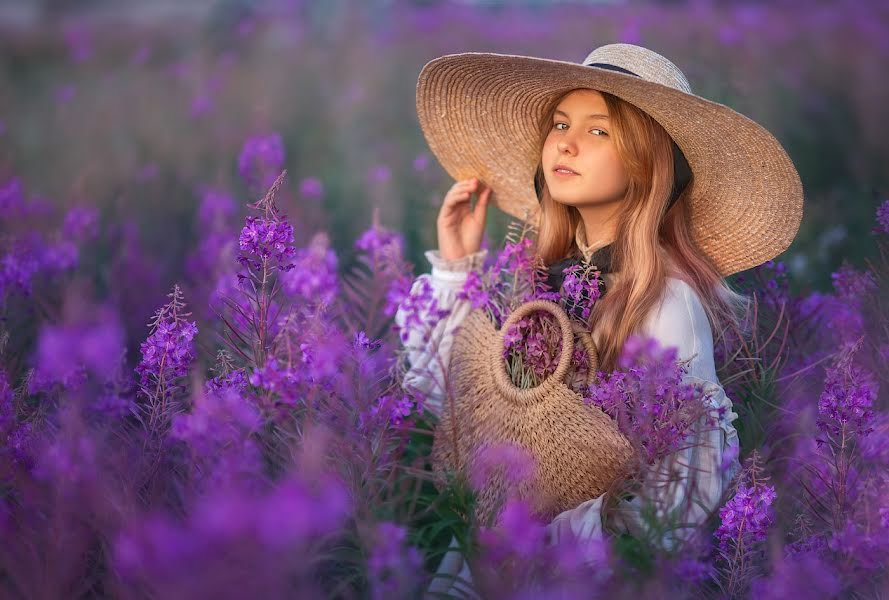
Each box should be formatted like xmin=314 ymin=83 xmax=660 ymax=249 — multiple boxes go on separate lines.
xmin=546 ymin=278 xmax=742 ymax=563
xmin=400 ymin=176 xmax=491 ymax=420
xmin=394 ymin=248 xmax=488 ymax=419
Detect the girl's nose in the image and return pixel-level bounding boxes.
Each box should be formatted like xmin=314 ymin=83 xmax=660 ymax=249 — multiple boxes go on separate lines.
xmin=557 ymin=139 xmax=576 ymax=154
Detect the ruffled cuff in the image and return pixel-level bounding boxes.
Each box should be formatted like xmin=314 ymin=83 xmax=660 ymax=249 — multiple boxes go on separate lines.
xmin=424 ymin=249 xmax=488 ymax=284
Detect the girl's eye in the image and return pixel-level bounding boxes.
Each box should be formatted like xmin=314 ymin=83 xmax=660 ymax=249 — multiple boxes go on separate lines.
xmin=552 ymin=123 xmax=608 ymax=136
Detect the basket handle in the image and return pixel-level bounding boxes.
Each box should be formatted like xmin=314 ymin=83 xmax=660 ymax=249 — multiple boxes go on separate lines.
xmin=490 ymin=300 xmax=576 ymax=405
xmin=572 ymin=321 xmax=601 ymax=387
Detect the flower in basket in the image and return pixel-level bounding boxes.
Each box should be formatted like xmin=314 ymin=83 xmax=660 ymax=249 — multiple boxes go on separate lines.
xmin=457 ymin=221 xmax=606 ymax=391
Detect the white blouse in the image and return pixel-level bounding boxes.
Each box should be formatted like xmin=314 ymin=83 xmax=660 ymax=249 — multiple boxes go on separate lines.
xmin=395 ymin=241 xmax=742 ymax=597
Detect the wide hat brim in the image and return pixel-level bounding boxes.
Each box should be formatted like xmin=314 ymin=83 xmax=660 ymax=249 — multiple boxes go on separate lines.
xmin=416 ymin=51 xmax=804 ymax=277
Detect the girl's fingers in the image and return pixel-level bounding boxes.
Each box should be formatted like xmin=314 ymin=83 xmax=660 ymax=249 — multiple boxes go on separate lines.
xmin=473 ymin=186 xmax=491 ymax=218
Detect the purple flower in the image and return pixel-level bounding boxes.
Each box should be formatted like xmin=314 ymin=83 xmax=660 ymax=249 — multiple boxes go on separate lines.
xmin=196 ymin=188 xmax=237 ymax=228
xmin=354 ymin=331 xmax=381 ymax=350
xmin=751 ymin=551 xmax=841 ymax=600
xmin=360 ymin=393 xmax=419 ymax=429
xmin=830 ymin=262 xmax=877 ymax=302
xmin=872 ymin=199 xmax=889 ymax=235
xmin=237 ymin=213 xmax=297 ymax=273
xmin=0 ymin=370 xmax=13 ymax=433
xmin=248 ymin=356 xmax=302 ymax=404
xmin=61 ymin=205 xmax=100 ymax=243
xmin=32 ymin=304 xmax=126 ymax=388
xmin=457 ymin=270 xmax=491 ymax=309
xmin=238 ymin=133 xmax=285 ymax=189
xmin=135 ymin=285 xmax=198 ymax=395
xmin=469 ymin=441 xmax=538 ymax=492
xmin=585 ymin=334 xmax=710 ymax=463
xmin=494 ymin=237 xmax=536 ymax=274
xmin=355 ymin=224 xmax=404 ymax=265
xmin=280 ymin=232 xmax=338 ymax=305
xmin=55 ymin=84 xmax=76 ymax=105
xmin=298 ymin=176 xmax=323 ymax=199
xmin=63 ymin=23 xmax=93 ymax=63
xmin=171 ymin=384 xmax=263 ymax=492
xmin=392 ymin=277 xmax=451 ymax=344
xmin=816 ymin=362 xmax=877 ymax=439
xmin=0 ymin=177 xmax=25 ymax=214
xmin=714 ymin=482 xmax=777 ymax=555
xmin=412 ymin=153 xmax=429 ymax=171
xmin=478 ymin=497 xmax=547 ymax=562
xmin=367 ymin=164 xmax=390 ymax=184
xmin=367 ymin=522 xmax=423 ymax=600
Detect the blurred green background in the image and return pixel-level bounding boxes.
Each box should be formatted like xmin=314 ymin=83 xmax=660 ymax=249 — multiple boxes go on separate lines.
xmin=1 ymin=0 xmax=886 ymax=295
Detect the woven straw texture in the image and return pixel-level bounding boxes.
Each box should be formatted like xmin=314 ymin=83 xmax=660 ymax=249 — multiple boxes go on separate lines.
xmin=415 ymin=43 xmax=804 ymax=277
xmin=431 ymin=300 xmax=634 ymax=524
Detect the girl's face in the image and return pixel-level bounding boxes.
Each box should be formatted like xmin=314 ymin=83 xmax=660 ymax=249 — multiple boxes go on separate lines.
xmin=541 ymin=89 xmax=629 ymax=209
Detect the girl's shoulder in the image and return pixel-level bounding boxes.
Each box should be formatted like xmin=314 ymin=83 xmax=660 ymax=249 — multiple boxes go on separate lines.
xmin=642 ymin=277 xmax=712 ymax=357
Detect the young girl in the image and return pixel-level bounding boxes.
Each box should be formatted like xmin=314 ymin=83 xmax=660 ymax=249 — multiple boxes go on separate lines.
xmin=397 ymin=43 xmax=803 ymax=596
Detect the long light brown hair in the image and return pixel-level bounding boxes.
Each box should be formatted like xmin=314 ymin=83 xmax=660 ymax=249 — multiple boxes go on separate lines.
xmin=533 ymin=88 xmax=749 ymax=374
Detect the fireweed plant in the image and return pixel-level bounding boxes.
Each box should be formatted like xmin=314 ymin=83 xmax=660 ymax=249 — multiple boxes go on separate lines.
xmin=2 ymin=149 xmax=889 ymax=597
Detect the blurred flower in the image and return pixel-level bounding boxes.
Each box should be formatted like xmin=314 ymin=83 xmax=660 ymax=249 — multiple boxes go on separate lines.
xmin=0 ymin=177 xmax=25 ymax=213
xmin=872 ymin=199 xmax=889 ymax=235
xmin=62 ymin=23 xmax=93 ymax=63
xmin=469 ymin=441 xmax=537 ymax=492
xmin=238 ymin=133 xmax=285 ymax=189
xmin=197 ymin=188 xmax=237 ymax=227
xmin=136 ymin=163 xmax=160 ymax=182
xmin=367 ymin=522 xmax=423 ymax=600
xmin=55 ymin=85 xmax=76 ymax=105
xmin=367 ymin=164 xmax=390 ymax=184
xmin=280 ymin=232 xmax=338 ymax=306
xmin=412 ymin=153 xmax=429 ymax=171
xmin=248 ymin=356 xmax=302 ymax=404
xmin=61 ymin=205 xmax=100 ymax=243
xmin=750 ymin=550 xmax=841 ymax=600
xmin=189 ymin=93 xmax=214 ymax=119
xmin=830 ymin=262 xmax=877 ymax=302
xmin=171 ymin=384 xmax=263 ymax=492
xmin=131 ymin=44 xmax=152 ymax=66
xmin=298 ymin=176 xmax=323 ymax=199
xmin=31 ymin=303 xmax=125 ymax=389
xmin=354 ymin=331 xmax=381 ymax=350
xmin=113 ymin=469 xmax=351 ymax=590
xmin=355 ymin=223 xmax=404 ymax=265
xmin=478 ymin=497 xmax=547 ymax=563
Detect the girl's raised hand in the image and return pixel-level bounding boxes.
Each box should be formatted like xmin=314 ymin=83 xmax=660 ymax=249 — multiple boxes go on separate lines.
xmin=436 ymin=177 xmax=493 ymax=261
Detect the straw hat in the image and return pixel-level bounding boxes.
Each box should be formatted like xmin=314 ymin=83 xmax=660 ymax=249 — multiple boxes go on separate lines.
xmin=415 ymin=43 xmax=804 ymax=277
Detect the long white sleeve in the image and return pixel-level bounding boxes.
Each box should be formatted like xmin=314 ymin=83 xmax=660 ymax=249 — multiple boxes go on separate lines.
xmin=394 ymin=248 xmax=488 ymax=419
xmin=546 ymin=276 xmax=742 ymax=562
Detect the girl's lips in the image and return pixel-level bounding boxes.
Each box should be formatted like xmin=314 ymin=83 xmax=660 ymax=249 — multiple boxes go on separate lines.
xmin=554 ymin=169 xmax=580 ymax=177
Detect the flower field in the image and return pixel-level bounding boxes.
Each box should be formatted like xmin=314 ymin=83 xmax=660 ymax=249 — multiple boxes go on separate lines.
xmin=1 ymin=1 xmax=888 ymax=598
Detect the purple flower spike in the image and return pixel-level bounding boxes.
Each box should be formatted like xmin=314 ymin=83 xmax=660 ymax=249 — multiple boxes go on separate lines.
xmin=135 ymin=285 xmax=198 ymax=395
xmin=714 ymin=482 xmax=777 ymax=554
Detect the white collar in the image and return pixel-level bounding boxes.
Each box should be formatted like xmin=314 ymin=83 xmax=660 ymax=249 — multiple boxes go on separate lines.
xmin=574 ymin=221 xmax=612 ymax=261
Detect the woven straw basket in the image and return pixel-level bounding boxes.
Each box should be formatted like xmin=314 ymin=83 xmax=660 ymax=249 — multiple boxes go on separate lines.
xmin=431 ymin=299 xmax=634 ymax=524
